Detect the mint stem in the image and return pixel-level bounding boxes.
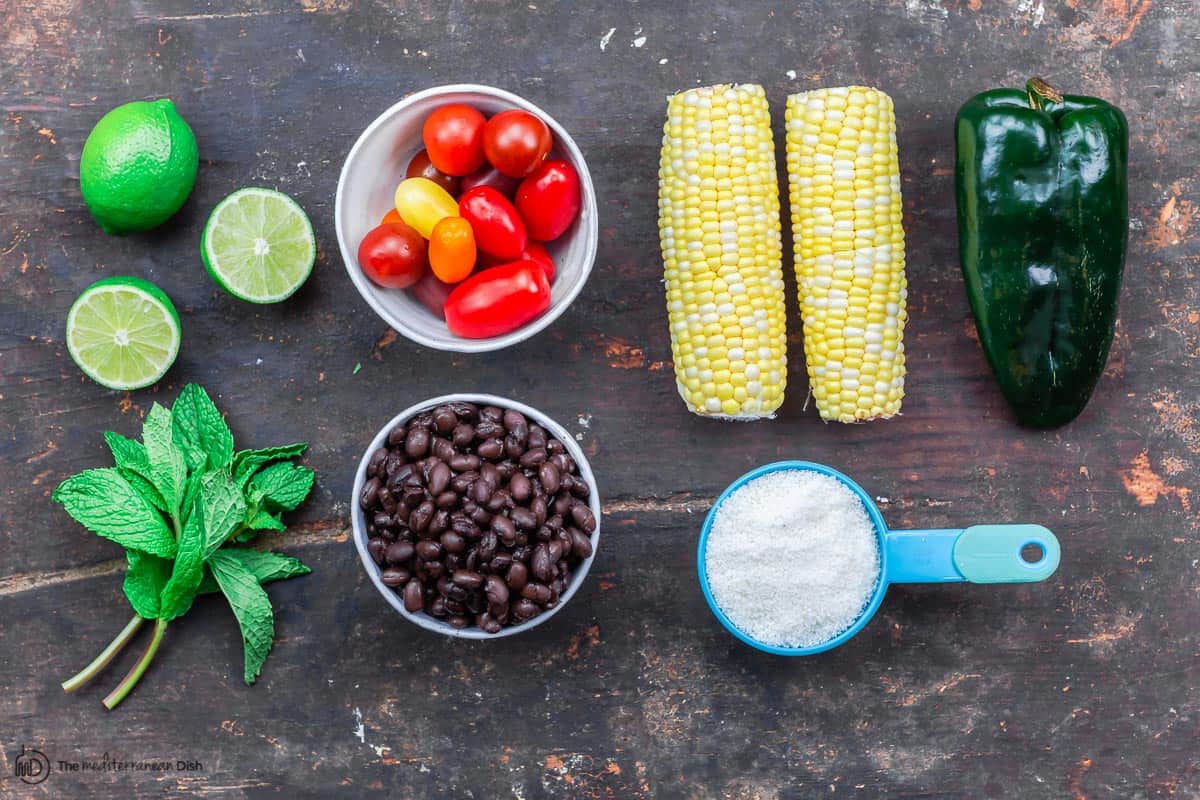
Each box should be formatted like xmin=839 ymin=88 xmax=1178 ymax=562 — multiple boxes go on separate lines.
xmin=102 ymin=618 xmax=168 ymax=710
xmin=61 ymin=614 xmax=145 ymax=694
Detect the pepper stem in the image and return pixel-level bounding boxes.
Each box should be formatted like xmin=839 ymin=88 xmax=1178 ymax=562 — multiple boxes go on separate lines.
xmin=61 ymin=614 xmax=145 ymax=693
xmin=1026 ymin=77 xmax=1064 ymax=111
xmin=102 ymin=618 xmax=168 ymax=710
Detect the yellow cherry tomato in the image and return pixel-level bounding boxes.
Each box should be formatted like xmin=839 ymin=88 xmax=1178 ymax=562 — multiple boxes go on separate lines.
xmin=428 ymin=216 xmax=478 ymax=283
xmin=393 ymin=177 xmax=459 ymax=238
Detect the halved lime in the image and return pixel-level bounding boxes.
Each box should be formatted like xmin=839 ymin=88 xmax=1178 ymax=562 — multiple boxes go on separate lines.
xmin=66 ymin=276 xmax=181 ymax=390
xmin=201 ymin=188 xmax=315 ymax=303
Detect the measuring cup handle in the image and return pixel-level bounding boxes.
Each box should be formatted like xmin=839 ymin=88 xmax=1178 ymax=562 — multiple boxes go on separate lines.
xmin=884 ymin=525 xmax=1060 ymax=585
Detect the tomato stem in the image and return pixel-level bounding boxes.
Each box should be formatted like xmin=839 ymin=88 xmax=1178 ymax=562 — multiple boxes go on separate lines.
xmin=102 ymin=618 xmax=167 ymax=710
xmin=61 ymin=614 xmax=145 ymax=694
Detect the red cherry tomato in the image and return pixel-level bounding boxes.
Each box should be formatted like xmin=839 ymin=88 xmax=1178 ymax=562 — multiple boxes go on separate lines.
xmin=358 ymin=222 xmax=427 ymax=289
xmin=405 ymin=148 xmax=461 ymax=196
xmin=482 ymin=109 xmax=553 ymax=178
xmin=444 ymin=260 xmax=551 ymax=339
xmin=518 ymin=242 xmax=556 ymax=284
xmin=460 ymin=165 xmax=520 ymax=198
xmin=458 ymin=186 xmax=527 ymax=261
xmin=409 ymin=269 xmax=454 ymax=318
xmin=516 ymin=159 xmax=582 ymax=241
xmin=423 ymin=104 xmax=486 ymax=176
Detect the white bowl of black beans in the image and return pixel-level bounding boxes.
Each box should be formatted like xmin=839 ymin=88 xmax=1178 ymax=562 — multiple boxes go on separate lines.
xmin=353 ymin=394 xmax=601 ymax=638
xmin=335 ymin=84 xmax=599 ymax=353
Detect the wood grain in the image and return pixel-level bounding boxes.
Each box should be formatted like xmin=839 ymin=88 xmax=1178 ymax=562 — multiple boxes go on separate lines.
xmin=1 ymin=0 xmax=1197 ymax=797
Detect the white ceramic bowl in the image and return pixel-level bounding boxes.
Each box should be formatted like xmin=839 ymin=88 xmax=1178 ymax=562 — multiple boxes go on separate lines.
xmin=352 ymin=393 xmax=602 ymax=639
xmin=335 ymin=85 xmax=599 ymax=353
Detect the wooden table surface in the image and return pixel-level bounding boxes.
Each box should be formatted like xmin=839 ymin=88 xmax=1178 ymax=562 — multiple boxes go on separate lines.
xmin=2 ymin=1 xmax=1197 ymax=797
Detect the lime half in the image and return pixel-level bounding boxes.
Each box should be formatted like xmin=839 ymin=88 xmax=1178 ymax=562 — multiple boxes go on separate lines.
xmin=201 ymin=188 xmax=315 ymax=303
xmin=66 ymin=276 xmax=181 ymax=390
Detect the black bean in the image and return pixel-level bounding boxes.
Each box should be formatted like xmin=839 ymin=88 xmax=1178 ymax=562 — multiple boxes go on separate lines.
xmin=490 ymin=553 xmax=513 ymax=572
xmin=485 ymin=490 xmax=508 ymax=513
xmin=446 ymin=454 xmax=477 ymax=474
xmin=410 ymin=500 xmax=435 ymax=532
xmin=433 ymin=406 xmax=458 ymax=434
xmin=492 ymin=514 xmax=517 ymax=546
xmin=531 ymin=544 xmax=554 ymax=583
xmin=367 ymin=537 xmax=388 ymax=565
xmin=479 ymin=462 xmax=501 ymax=489
xmin=434 ymin=491 xmax=459 ymax=510
xmin=553 ymin=493 xmax=574 ymax=517
xmin=450 ymin=470 xmax=478 ymax=493
xmin=477 ymin=438 xmax=504 ymax=461
xmin=528 ymin=425 xmax=548 ymax=449
xmin=503 ymin=409 xmax=528 ymax=438
xmin=444 ymin=599 xmax=466 ymax=615
xmin=521 ymin=582 xmax=552 ymax=604
xmin=571 ymin=504 xmax=597 ymax=533
xmin=538 ymin=462 xmax=561 ymax=494
xmin=480 ymin=406 xmax=503 ymax=423
xmin=393 ymin=503 xmax=411 ymax=524
xmin=430 ymin=509 xmax=450 ymax=534
xmin=372 ymin=512 xmax=393 ymax=529
xmin=569 ymin=528 xmax=594 ymax=559
xmin=380 ymin=491 xmax=398 ymax=515
xmin=367 ymin=447 xmax=388 ymax=478
xmin=451 ymin=515 xmax=480 ymax=539
xmin=403 ymin=579 xmax=423 ymax=612
xmin=536 ymin=525 xmax=553 ymax=543
xmin=427 ymin=461 xmax=451 ymax=496
xmin=387 ymin=425 xmax=407 ymax=447
xmin=570 ymin=479 xmax=590 ymax=499
xmin=405 ymin=427 xmax=430 ymax=458
xmin=550 ymin=453 xmax=574 ymax=473
xmin=447 ymin=615 xmax=471 ymax=629
xmin=444 ymin=553 xmax=460 ymax=573
xmin=424 ymin=560 xmax=444 ymax=580
xmin=428 ymin=597 xmax=448 ymax=617
xmin=477 ymin=613 xmax=502 ymax=634
xmin=485 ymin=574 xmax=510 ymax=606
xmin=509 ymin=472 xmax=532 ymax=502
xmin=512 ymin=598 xmax=539 ymax=621
xmin=506 ymin=562 xmax=529 ymax=590
xmin=490 ymin=601 xmax=509 ymax=623
xmin=478 ymin=530 xmax=498 ymax=561
xmin=381 ymin=567 xmax=408 ymax=587
xmin=531 ymin=496 xmax=548 ymax=526
xmin=359 ymin=477 xmax=382 ymax=509
xmin=452 ymin=424 xmax=475 ymax=448
xmin=546 ymin=539 xmax=564 ymax=564
xmin=474 ymin=420 xmax=503 ymax=440
xmin=546 ymin=439 xmax=565 ymax=455
xmin=440 ymin=531 xmax=466 ymax=554
xmin=415 ymin=540 xmax=442 ymax=561
xmin=510 ymin=507 xmax=537 ymax=530
xmin=496 ymin=460 xmax=516 ymax=481
xmin=519 ymin=447 xmax=547 ymax=468
xmin=410 ymin=411 xmax=434 ymax=430
xmin=504 ymin=434 xmax=526 ymax=458
xmin=450 ymin=402 xmax=478 ymax=422
xmin=432 ymin=437 xmax=455 ymax=463
xmin=452 ymin=570 xmax=484 ymax=590
xmin=386 ymin=540 xmax=415 ymax=564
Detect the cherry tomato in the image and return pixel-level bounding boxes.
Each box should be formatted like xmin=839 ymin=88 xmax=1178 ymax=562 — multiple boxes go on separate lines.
xmin=428 ymin=217 xmax=477 ymax=283
xmin=423 ymin=104 xmax=486 ymax=176
xmin=405 ymin=148 xmax=461 ymax=196
xmin=381 ymin=208 xmax=403 ymax=225
xmin=394 ymin=177 xmax=459 ymax=239
xmin=409 ymin=269 xmax=454 ymax=319
xmin=358 ymin=222 xmax=427 ymax=289
xmin=460 ymin=165 xmax=520 ymax=198
xmin=444 ymin=260 xmax=551 ymax=339
xmin=518 ymin=241 xmax=556 ymax=284
xmin=516 ymin=159 xmax=582 ymax=242
xmin=458 ymin=186 xmax=527 ymax=261
xmin=482 ymin=109 xmax=552 ymax=178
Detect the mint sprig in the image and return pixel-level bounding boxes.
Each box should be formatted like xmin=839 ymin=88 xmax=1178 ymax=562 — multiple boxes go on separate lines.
xmin=54 ymin=384 xmax=314 ymax=709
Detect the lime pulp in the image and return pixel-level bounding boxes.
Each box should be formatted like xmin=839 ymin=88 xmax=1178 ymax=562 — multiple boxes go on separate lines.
xmin=201 ymin=188 xmax=315 ymax=304
xmin=66 ymin=276 xmax=181 ymax=390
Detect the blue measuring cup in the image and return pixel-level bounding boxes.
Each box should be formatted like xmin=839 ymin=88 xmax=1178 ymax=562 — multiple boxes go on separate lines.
xmin=696 ymin=461 xmax=1060 ymax=656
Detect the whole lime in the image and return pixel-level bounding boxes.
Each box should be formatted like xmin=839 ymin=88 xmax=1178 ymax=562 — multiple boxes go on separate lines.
xmin=79 ymin=99 xmax=198 ymax=235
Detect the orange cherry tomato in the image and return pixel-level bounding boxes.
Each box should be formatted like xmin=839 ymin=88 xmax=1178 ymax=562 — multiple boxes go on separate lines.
xmin=428 ymin=217 xmax=478 ymax=283
xmin=380 ymin=208 xmax=403 ymax=226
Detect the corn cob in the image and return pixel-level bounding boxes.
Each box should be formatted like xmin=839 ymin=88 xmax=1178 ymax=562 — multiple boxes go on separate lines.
xmin=658 ymin=84 xmax=788 ymax=419
xmin=785 ymin=86 xmax=908 ymax=423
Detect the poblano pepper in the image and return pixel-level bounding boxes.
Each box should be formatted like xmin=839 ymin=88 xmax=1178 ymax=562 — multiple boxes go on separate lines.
xmin=955 ymin=77 xmax=1128 ymax=427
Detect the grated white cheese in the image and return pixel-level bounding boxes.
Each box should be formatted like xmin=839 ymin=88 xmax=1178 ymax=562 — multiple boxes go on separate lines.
xmin=704 ymin=470 xmax=880 ymax=648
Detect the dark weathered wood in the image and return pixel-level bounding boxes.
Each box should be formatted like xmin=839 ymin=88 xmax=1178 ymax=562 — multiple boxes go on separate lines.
xmin=1 ymin=0 xmax=1197 ymax=797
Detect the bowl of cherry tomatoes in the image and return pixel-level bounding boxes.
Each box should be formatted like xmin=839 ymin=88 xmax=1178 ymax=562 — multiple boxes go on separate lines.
xmin=335 ymin=85 xmax=599 ymax=352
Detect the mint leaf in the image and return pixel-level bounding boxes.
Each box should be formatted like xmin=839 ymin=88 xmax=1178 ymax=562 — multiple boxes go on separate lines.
xmin=233 ymin=443 xmax=307 ymax=488
xmin=105 ymin=431 xmax=168 ymax=512
xmin=53 ymin=469 xmax=176 ymax=558
xmin=209 ymin=550 xmax=275 ymax=685
xmin=199 ymin=470 xmax=247 ymax=560
xmin=172 ymin=384 xmax=234 ymax=472
xmin=123 ymin=551 xmax=170 ymax=618
xmin=250 ymin=463 xmax=315 ymax=512
xmin=142 ymin=404 xmax=187 ymax=514
xmin=221 ymin=549 xmax=311 ymax=583
xmin=158 ymin=501 xmax=206 ymax=620
xmin=246 ymin=509 xmax=286 ymax=532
